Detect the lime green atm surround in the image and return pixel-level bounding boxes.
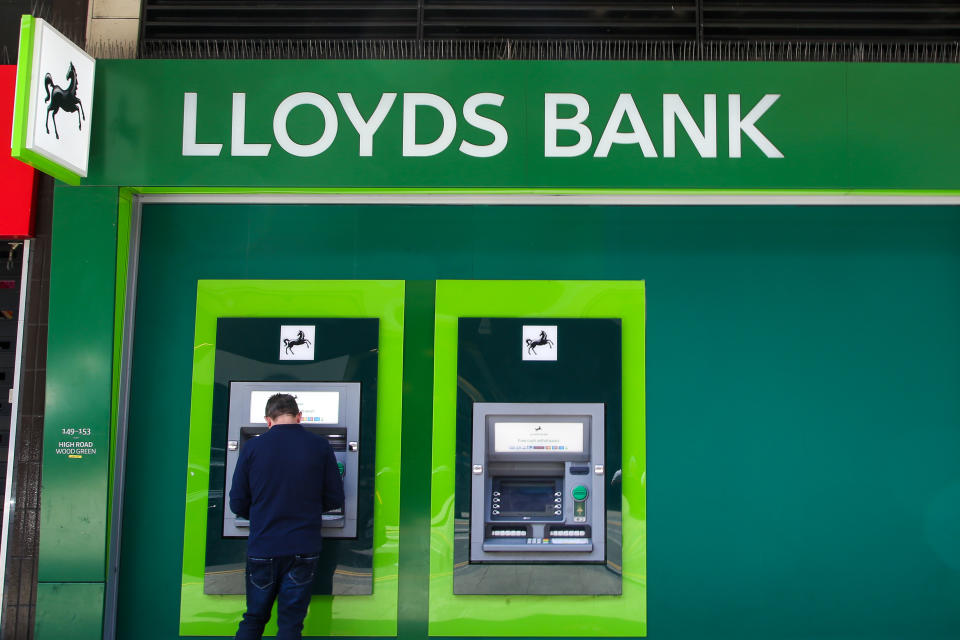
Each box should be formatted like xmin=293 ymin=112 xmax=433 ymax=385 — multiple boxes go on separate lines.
xmin=180 ymin=281 xmax=404 ymax=636
xmin=430 ymin=281 xmax=645 ymax=635
xmin=44 ymin=192 xmax=960 ymax=640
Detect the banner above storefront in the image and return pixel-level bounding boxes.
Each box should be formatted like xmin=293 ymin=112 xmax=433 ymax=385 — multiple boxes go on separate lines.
xmin=82 ymin=60 xmax=959 ymax=190
xmin=10 ymin=16 xmax=96 ymax=186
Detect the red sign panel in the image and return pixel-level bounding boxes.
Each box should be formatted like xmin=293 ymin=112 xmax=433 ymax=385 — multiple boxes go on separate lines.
xmin=1 ymin=65 xmax=37 ymax=238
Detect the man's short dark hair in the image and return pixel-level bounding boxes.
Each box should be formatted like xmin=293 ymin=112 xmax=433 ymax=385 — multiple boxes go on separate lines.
xmin=265 ymin=393 xmax=300 ymax=420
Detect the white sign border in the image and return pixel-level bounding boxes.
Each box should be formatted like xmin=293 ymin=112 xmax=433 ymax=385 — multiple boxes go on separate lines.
xmin=23 ymin=18 xmax=95 ymax=178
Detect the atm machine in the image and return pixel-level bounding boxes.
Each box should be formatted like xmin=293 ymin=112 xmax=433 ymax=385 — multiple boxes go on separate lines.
xmin=202 ymin=316 xmax=378 ymax=597
xmin=223 ymin=381 xmax=361 ymax=539
xmin=453 ymin=316 xmax=622 ymax=596
xmin=470 ymin=403 xmax=605 ymax=562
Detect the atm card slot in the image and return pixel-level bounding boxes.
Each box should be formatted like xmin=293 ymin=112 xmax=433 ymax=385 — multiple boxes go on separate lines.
xmin=303 ymin=426 xmax=348 ymax=451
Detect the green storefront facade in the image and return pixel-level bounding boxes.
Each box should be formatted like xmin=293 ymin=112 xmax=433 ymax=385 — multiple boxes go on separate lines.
xmin=34 ymin=60 xmax=960 ymax=640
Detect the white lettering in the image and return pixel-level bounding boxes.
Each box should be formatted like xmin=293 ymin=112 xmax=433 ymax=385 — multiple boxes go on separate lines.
xmin=231 ymin=93 xmax=271 ymax=156
xmin=459 ymin=93 xmax=508 ymax=158
xmin=594 ymin=94 xmax=658 ymax=158
xmin=182 ymin=93 xmax=222 ymax=157
xmin=338 ymin=93 xmax=396 ymax=157
xmin=273 ymin=92 xmax=339 ymax=158
xmin=544 ymin=93 xmax=592 ymax=157
xmin=663 ymin=94 xmax=716 ymax=158
xmin=729 ymin=94 xmax=783 ymax=158
xmin=184 ymin=90 xmax=787 ymax=163
xmin=402 ymin=93 xmax=457 ymax=157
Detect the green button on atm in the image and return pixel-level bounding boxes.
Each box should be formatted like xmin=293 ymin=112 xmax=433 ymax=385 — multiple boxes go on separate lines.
xmin=573 ymin=485 xmax=588 ymax=521
xmin=337 ymin=461 xmax=345 ymax=476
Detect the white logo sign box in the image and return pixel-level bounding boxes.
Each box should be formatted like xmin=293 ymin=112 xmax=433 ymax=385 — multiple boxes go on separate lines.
xmin=279 ymin=324 xmax=316 ymax=360
xmin=522 ymin=325 xmax=557 ymax=361
xmin=12 ymin=16 xmax=95 ymax=183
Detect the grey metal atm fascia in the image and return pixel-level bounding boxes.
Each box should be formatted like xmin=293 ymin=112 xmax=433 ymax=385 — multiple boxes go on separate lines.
xmin=223 ymin=381 xmax=361 ymax=538
xmin=470 ymin=402 xmax=606 ymax=563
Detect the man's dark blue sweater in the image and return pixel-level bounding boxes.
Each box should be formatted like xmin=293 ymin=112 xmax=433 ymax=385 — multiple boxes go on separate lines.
xmin=229 ymin=424 xmax=345 ymax=558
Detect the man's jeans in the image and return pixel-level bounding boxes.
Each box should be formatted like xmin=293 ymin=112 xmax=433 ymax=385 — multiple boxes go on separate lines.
xmin=235 ymin=553 xmax=320 ymax=640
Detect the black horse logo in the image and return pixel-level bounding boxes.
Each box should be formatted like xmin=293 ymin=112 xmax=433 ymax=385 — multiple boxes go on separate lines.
xmin=283 ymin=330 xmax=312 ymax=355
xmin=525 ymin=330 xmax=555 ymax=355
xmin=44 ymin=62 xmax=85 ymax=140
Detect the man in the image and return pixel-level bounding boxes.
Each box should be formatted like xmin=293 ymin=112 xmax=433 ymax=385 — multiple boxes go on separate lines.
xmin=229 ymin=393 xmax=345 ymax=640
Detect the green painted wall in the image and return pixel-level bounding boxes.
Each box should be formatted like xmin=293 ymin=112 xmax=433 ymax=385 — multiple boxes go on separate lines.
xmin=397 ymin=281 xmax=435 ymax=640
xmin=35 ymin=583 xmax=105 ymax=638
xmin=33 ymin=58 xmax=960 ymax=640
xmin=107 ymin=202 xmax=960 ymax=640
xmin=36 ymin=186 xmax=119 ymax=640
xmin=26 ymin=55 xmax=960 ymax=639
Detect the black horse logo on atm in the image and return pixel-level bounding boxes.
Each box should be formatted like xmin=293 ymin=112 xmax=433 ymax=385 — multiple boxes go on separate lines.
xmin=283 ymin=330 xmax=312 ymax=355
xmin=525 ymin=330 xmax=555 ymax=355
xmin=44 ymin=62 xmax=85 ymax=140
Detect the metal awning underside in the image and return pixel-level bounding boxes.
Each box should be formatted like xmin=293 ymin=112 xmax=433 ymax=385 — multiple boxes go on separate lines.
xmin=138 ymin=1 xmax=960 ymax=60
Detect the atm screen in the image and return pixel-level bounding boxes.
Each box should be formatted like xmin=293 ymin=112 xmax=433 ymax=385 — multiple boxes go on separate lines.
xmin=248 ymin=390 xmax=340 ymax=424
xmin=494 ymin=479 xmax=561 ymax=518
xmin=493 ymin=421 xmax=584 ymax=453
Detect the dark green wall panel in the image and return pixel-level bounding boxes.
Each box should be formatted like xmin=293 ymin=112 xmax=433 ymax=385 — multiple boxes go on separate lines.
xmin=39 ymin=185 xmax=118 ymax=582
xmin=115 ymin=203 xmax=960 ymax=639
xmin=35 ymin=582 xmax=104 ymax=640
xmin=397 ymin=281 xmax=436 ymax=640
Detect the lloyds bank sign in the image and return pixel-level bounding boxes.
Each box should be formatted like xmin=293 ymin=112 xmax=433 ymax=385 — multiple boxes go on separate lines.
xmin=183 ymin=91 xmax=783 ymax=160
xmin=81 ymin=60 xmax=959 ymax=189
